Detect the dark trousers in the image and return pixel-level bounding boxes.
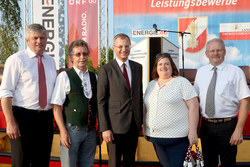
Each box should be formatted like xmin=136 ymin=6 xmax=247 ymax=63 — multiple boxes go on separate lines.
xmin=107 ymin=120 xmax=139 ymax=167
xmin=201 ymin=118 xmax=238 ymax=167
xmin=148 ymin=136 xmax=189 ymax=167
xmin=10 ymin=106 xmax=54 ymax=167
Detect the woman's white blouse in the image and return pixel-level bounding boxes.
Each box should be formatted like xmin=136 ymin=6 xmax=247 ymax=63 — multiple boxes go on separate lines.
xmin=144 ymin=76 xmax=197 ymax=138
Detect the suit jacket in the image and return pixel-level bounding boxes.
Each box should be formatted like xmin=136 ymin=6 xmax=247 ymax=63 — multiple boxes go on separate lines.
xmin=97 ymin=59 xmax=143 ymax=134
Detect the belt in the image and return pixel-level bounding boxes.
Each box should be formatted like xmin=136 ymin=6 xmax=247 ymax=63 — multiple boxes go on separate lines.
xmin=203 ymin=116 xmax=237 ymax=123
xmin=13 ymin=106 xmax=50 ymax=113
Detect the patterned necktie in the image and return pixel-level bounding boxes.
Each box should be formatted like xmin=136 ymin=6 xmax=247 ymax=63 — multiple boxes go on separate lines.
xmin=123 ymin=63 xmax=131 ymax=90
xmin=205 ymin=67 xmax=217 ymax=117
xmin=37 ymin=55 xmax=47 ymax=109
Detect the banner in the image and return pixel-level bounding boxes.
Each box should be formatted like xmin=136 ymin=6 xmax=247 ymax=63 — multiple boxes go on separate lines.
xmin=114 ymin=0 xmax=250 ymax=69
xmin=67 ymin=0 xmax=98 ymax=68
xmin=220 ymin=22 xmax=250 ymax=40
xmin=33 ymin=0 xmax=60 ymax=69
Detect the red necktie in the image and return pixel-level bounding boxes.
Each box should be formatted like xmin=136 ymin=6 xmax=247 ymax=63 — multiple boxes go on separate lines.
xmin=123 ymin=63 xmax=131 ymax=90
xmin=37 ymin=55 xmax=47 ymax=109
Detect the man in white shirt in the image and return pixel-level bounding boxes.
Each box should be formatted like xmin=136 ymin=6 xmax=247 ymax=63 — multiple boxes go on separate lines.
xmin=194 ymin=38 xmax=250 ymax=167
xmin=51 ymin=40 xmax=97 ymax=167
xmin=0 ymin=24 xmax=57 ymax=167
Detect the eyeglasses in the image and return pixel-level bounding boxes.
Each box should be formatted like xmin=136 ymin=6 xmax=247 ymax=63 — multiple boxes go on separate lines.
xmin=155 ymin=53 xmax=171 ymax=58
xmin=206 ymin=49 xmax=225 ymax=54
xmin=72 ymin=52 xmax=89 ymax=57
xmin=114 ymin=45 xmax=131 ymax=50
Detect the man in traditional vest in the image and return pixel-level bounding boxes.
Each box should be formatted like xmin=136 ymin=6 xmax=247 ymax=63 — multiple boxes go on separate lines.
xmin=51 ymin=40 xmax=97 ymax=167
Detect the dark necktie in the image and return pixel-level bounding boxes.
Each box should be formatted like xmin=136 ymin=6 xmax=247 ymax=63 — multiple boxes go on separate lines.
xmin=37 ymin=55 xmax=47 ymax=109
xmin=205 ymin=67 xmax=217 ymax=117
xmin=123 ymin=63 xmax=131 ymax=90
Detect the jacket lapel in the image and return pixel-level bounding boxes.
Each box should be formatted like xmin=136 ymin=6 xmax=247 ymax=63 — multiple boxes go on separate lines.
xmin=129 ymin=60 xmax=137 ymax=92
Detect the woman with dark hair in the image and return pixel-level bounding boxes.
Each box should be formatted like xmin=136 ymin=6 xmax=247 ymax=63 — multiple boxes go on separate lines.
xmin=143 ymin=53 xmax=199 ymax=167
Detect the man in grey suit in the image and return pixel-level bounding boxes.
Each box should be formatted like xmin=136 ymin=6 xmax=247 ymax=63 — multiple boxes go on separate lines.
xmin=97 ymin=33 xmax=143 ymax=167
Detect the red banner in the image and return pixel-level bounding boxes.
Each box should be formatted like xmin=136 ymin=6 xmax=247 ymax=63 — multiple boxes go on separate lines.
xmin=114 ymin=0 xmax=250 ymax=14
xmin=67 ymin=0 xmax=98 ymax=68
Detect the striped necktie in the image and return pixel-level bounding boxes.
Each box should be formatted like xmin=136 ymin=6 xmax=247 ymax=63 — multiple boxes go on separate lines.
xmin=205 ymin=67 xmax=217 ymax=117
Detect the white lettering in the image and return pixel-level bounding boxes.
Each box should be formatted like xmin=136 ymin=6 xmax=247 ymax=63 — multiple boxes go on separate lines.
xmin=81 ymin=12 xmax=87 ymax=40
xmin=88 ymin=0 xmax=97 ymax=3
xmin=232 ymin=0 xmax=237 ymax=5
xmin=151 ymin=0 xmax=155 ymax=7
xmin=196 ymin=0 xmax=202 ymax=6
xmin=69 ymin=0 xmax=87 ymax=5
xmin=226 ymin=0 xmax=232 ymax=5
xmin=150 ymin=0 xmax=238 ymax=9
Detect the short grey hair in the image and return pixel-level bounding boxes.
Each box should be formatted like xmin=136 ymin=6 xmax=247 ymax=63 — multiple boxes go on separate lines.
xmin=25 ymin=24 xmax=47 ymax=40
xmin=206 ymin=38 xmax=225 ymax=51
xmin=68 ymin=40 xmax=90 ymax=56
xmin=113 ymin=33 xmax=131 ymax=45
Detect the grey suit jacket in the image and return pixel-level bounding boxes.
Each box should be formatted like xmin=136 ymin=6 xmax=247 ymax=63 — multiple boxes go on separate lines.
xmin=97 ymin=59 xmax=143 ymax=134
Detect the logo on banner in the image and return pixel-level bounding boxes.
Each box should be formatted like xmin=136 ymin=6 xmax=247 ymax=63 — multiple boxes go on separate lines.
xmin=178 ymin=17 xmax=208 ymax=53
xmin=220 ymin=22 xmax=250 ymax=40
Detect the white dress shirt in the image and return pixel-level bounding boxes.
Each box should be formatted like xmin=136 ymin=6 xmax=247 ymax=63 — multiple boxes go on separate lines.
xmin=194 ymin=62 xmax=250 ymax=118
xmin=51 ymin=66 xmax=95 ymax=106
xmin=0 ymin=47 xmax=57 ymax=110
xmin=115 ymin=57 xmax=132 ymax=87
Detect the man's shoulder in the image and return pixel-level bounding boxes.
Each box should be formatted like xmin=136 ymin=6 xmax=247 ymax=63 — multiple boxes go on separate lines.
xmin=224 ymin=63 xmax=240 ymax=70
xmin=129 ymin=60 xmax=142 ymax=67
xmin=100 ymin=60 xmax=116 ymax=69
xmin=43 ymin=52 xmax=55 ymax=61
xmin=223 ymin=63 xmax=245 ymax=76
xmin=197 ymin=64 xmax=210 ymax=71
xmin=5 ymin=50 xmax=27 ymax=63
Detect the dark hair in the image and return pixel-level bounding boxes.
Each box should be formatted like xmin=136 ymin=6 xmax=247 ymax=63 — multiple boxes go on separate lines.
xmin=151 ymin=53 xmax=179 ymax=79
xmin=68 ymin=39 xmax=90 ymax=56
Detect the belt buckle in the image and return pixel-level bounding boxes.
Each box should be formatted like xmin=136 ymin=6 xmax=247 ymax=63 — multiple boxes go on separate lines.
xmin=212 ymin=119 xmax=218 ymax=123
xmin=217 ymin=119 xmax=223 ymax=123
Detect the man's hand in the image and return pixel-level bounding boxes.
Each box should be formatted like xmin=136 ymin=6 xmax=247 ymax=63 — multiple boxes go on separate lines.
xmin=102 ymin=130 xmax=114 ymax=143
xmin=60 ymin=130 xmax=71 ymax=149
xmin=6 ymin=120 xmax=21 ymax=139
xmin=230 ymin=129 xmax=243 ymax=145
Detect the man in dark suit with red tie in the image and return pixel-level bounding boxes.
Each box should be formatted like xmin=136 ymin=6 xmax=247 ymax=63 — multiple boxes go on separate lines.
xmin=97 ymin=33 xmax=143 ymax=167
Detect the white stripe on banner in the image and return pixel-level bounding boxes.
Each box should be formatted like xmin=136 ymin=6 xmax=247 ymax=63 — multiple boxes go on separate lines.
xmin=33 ymin=0 xmax=60 ymax=70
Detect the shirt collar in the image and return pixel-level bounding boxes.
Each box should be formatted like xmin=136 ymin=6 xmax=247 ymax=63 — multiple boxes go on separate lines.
xmin=208 ymin=61 xmax=226 ymax=71
xmin=115 ymin=57 xmax=130 ymax=68
xmin=26 ymin=47 xmax=45 ymax=59
xmin=73 ymin=66 xmax=89 ymax=76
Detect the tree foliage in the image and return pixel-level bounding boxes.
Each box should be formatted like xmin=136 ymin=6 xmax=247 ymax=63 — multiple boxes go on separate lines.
xmin=64 ymin=44 xmax=114 ymax=74
xmin=87 ymin=47 xmax=114 ymax=74
xmin=0 ymin=0 xmax=22 ymax=63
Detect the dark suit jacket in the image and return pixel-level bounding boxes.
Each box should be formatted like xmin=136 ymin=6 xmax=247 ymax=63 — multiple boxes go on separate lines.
xmin=97 ymin=59 xmax=143 ymax=134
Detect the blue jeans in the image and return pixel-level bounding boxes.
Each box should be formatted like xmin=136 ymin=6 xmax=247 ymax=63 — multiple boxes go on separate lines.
xmin=148 ymin=136 xmax=189 ymax=167
xmin=60 ymin=123 xmax=96 ymax=167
